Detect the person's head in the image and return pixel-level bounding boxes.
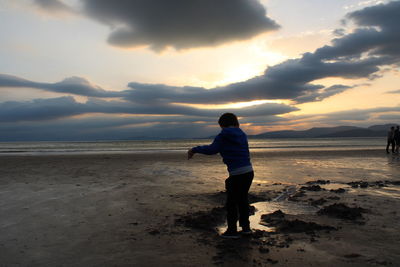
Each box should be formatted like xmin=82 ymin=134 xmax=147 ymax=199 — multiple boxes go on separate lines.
xmin=218 ymin=113 xmax=239 ymax=128
xmin=391 ymin=126 xmax=395 ymax=130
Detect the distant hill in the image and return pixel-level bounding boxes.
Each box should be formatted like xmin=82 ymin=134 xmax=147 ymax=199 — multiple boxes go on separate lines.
xmin=249 ymin=124 xmax=396 ymax=139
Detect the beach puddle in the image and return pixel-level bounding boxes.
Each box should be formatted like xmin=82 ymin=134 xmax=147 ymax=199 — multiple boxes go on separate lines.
xmin=217 ymin=199 xmax=319 ymax=234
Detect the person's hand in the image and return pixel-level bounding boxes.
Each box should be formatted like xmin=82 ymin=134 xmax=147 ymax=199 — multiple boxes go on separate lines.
xmin=187 ymin=148 xmax=194 ymax=160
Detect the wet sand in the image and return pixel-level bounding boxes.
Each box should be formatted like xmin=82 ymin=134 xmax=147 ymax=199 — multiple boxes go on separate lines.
xmin=0 ymin=150 xmax=399 ymax=266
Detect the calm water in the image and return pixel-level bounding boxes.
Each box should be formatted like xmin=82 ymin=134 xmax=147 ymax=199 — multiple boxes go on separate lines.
xmin=0 ymin=137 xmax=385 ymax=155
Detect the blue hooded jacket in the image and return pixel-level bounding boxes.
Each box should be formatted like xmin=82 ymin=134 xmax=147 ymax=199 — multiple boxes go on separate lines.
xmin=192 ymin=127 xmax=252 ymax=174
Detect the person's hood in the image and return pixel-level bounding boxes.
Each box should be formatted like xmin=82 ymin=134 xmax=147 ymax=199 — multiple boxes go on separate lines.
xmin=220 ymin=127 xmax=247 ymax=144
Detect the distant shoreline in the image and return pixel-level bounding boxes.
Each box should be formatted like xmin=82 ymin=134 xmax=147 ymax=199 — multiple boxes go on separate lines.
xmin=0 ymin=148 xmax=390 ymax=158
xmin=0 ymin=136 xmax=388 ymax=143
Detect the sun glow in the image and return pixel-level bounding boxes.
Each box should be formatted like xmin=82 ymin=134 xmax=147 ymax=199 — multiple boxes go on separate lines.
xmin=214 ymin=52 xmax=286 ymax=87
xmin=173 ymin=99 xmax=291 ymax=110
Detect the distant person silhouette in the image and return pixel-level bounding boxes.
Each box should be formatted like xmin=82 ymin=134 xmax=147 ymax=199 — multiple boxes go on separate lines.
xmin=386 ymin=126 xmax=395 ymax=153
xmin=188 ymin=113 xmax=253 ymax=239
xmin=394 ymin=125 xmax=400 ymax=154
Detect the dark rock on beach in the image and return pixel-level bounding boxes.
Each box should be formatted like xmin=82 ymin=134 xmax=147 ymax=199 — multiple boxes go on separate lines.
xmin=278 ymin=219 xmax=336 ymax=234
xmin=305 ymin=180 xmax=330 ymax=185
xmin=288 ymin=191 xmax=306 ymax=201
xmin=373 ymin=181 xmax=386 ymax=187
xmin=147 ymin=229 xmax=161 ymax=235
xmin=317 ymin=203 xmax=367 ymax=220
xmin=330 ymin=188 xmax=346 ymax=193
xmin=260 ymin=210 xmax=336 ymax=234
xmin=260 ymin=210 xmax=285 ymax=227
xmin=347 ymin=181 xmax=369 ymax=188
xmin=310 ymin=198 xmax=327 ymax=206
xmin=344 ymin=253 xmax=362 ymax=258
xmin=347 ymin=180 xmax=396 ymax=188
xmin=175 ymin=207 xmax=225 ymax=231
xmin=300 ymin=185 xmax=323 ymax=191
xmin=266 ymin=258 xmax=279 ymax=264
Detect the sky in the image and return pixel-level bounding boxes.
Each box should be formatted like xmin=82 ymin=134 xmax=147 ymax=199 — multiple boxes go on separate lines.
xmin=0 ymin=0 xmax=399 ymax=140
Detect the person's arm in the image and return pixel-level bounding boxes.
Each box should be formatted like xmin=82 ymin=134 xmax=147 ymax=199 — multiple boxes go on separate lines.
xmin=187 ymin=148 xmax=195 ymax=159
xmin=188 ymin=135 xmax=222 ymax=159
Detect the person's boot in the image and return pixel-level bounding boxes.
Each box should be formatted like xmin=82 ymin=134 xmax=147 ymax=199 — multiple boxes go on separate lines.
xmin=239 ymin=226 xmax=252 ymax=235
xmin=220 ymin=228 xmax=240 ymax=239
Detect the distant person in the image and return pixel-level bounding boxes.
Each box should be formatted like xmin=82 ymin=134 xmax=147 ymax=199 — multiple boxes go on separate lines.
xmin=386 ymin=126 xmax=395 ymax=154
xmin=394 ymin=125 xmax=400 ymax=154
xmin=188 ymin=113 xmax=253 ymax=239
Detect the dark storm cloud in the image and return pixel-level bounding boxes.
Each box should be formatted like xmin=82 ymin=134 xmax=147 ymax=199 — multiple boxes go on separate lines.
xmin=0 ymin=98 xmax=290 ymax=140
xmin=0 ymin=96 xmax=297 ymax=122
xmin=82 ymin=98 xmax=297 ymax=118
xmin=4 ymin=104 xmax=399 ymax=141
xmin=348 ymin=1 xmax=400 ymax=29
xmin=81 ymin=0 xmax=280 ymax=51
xmin=316 ymin=1 xmax=400 ymax=60
xmin=0 ymin=96 xmax=83 ymax=122
xmin=0 ymin=74 xmax=124 ymax=98
xmin=33 ymin=0 xmax=76 ymax=14
xmin=125 ymin=55 xmax=380 ymax=104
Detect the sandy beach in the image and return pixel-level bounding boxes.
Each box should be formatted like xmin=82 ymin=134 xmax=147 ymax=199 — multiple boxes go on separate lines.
xmin=0 ymin=150 xmax=399 ymax=266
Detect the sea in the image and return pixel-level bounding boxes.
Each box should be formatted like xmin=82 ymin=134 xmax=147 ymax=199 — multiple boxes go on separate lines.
xmin=0 ymin=137 xmax=385 ymax=156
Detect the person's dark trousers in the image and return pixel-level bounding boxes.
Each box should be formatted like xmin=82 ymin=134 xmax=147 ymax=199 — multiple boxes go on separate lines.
xmin=386 ymin=140 xmax=395 ymax=153
xmin=225 ymin=171 xmax=254 ymax=232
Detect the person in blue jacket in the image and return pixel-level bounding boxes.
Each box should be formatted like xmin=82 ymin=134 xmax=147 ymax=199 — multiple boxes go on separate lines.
xmin=188 ymin=113 xmax=254 ymax=239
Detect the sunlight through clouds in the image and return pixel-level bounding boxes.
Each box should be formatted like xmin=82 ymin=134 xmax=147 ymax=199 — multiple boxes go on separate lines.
xmin=173 ymin=99 xmax=292 ymax=110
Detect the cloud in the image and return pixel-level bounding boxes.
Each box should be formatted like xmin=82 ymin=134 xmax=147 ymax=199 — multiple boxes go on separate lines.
xmin=124 ymin=1 xmax=400 ymax=104
xmin=332 ymin=28 xmax=346 ymax=37
xmin=0 ymin=74 xmax=124 ymax=98
xmin=1 ymin=104 xmax=399 ymax=141
xmin=0 ymin=96 xmax=83 ymax=122
xmin=288 ymin=106 xmax=400 ymax=125
xmin=316 ymin=1 xmax=400 ymax=60
xmin=0 ymin=99 xmax=294 ymax=140
xmin=3 ymin=2 xmax=400 ymax=107
xmin=387 ymin=89 xmax=400 ymax=94
xmin=124 ymin=55 xmax=380 ymax=104
xmin=33 ymin=0 xmax=76 ymax=15
xmin=81 ymin=0 xmax=280 ymax=51
xmin=376 ymin=113 xmax=400 ymax=121
xmin=0 ymin=96 xmax=297 ymax=123
xmin=293 ymin=85 xmax=353 ymax=104
xmin=0 ymin=117 xmax=219 ymax=141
